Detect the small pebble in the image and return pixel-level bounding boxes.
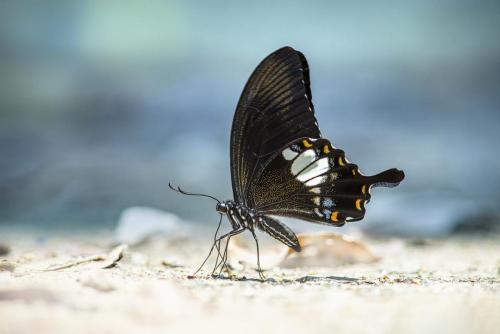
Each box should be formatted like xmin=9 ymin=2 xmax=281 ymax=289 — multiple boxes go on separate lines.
xmin=0 ymin=244 xmax=10 ymax=256
xmin=161 ymin=258 xmax=182 ymax=268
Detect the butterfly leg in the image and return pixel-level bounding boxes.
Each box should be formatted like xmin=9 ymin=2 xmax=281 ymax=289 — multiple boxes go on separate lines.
xmin=211 ymin=238 xmax=224 ymax=276
xmin=216 ymin=235 xmax=234 ymax=278
xmin=211 ymin=217 xmax=242 ymax=275
xmin=250 ymin=229 xmax=266 ymax=281
xmin=211 ymin=227 xmax=245 ymax=277
xmin=190 ymin=214 xmax=224 ymax=278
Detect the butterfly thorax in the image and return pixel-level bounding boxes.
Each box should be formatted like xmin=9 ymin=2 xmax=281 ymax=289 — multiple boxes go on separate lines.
xmin=216 ymin=200 xmax=260 ymax=231
xmin=216 ymin=200 xmax=303 ymax=252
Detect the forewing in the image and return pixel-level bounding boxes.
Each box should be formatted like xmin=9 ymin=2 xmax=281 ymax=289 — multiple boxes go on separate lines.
xmin=250 ymin=138 xmax=405 ymax=226
xmin=230 ymin=47 xmax=321 ymax=205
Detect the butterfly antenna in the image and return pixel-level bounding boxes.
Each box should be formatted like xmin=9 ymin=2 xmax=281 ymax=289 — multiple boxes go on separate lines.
xmin=191 ymin=214 xmax=224 ymax=277
xmin=168 ymin=182 xmax=221 ymax=204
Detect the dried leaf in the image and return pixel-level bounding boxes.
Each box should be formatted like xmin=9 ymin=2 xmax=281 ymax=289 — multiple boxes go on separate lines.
xmin=280 ymin=232 xmax=379 ymax=268
xmin=44 ymin=244 xmax=127 ymax=271
xmin=100 ymin=244 xmax=127 ymax=269
xmin=228 ymin=232 xmax=379 ymax=269
xmin=44 ymin=254 xmax=105 ymax=271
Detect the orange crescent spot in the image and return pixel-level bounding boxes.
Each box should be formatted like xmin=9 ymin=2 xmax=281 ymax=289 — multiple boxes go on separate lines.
xmin=323 ymin=145 xmax=330 ymax=154
xmin=362 ymin=185 xmax=366 ymax=194
xmin=355 ymin=199 xmax=363 ymax=211
xmin=330 ymin=211 xmax=339 ymax=222
xmin=302 ymin=139 xmax=313 ymax=148
xmin=338 ymin=157 xmax=345 ymax=166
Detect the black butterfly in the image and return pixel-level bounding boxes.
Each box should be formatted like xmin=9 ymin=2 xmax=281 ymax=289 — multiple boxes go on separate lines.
xmin=171 ymin=46 xmax=404 ymax=279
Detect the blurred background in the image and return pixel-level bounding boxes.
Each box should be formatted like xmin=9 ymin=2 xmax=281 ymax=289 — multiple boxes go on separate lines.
xmin=1 ymin=0 xmax=499 ymax=236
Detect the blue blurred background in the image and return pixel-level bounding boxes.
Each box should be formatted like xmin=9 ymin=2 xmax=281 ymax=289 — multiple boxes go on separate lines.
xmin=1 ymin=1 xmax=499 ymax=235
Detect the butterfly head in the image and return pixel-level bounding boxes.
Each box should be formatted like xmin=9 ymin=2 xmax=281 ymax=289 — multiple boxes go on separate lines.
xmin=216 ymin=202 xmax=229 ymax=214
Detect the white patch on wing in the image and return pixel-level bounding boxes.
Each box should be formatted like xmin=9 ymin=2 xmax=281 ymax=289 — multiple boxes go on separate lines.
xmin=309 ymin=187 xmax=320 ymax=194
xmin=305 ymin=175 xmax=327 ymax=186
xmin=296 ymin=158 xmax=329 ymax=182
xmin=313 ymin=196 xmax=321 ymax=205
xmin=282 ymin=148 xmax=299 ymax=161
xmin=291 ymin=149 xmax=316 ymax=175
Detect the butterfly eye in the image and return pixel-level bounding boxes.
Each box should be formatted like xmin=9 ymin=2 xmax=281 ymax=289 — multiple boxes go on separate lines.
xmin=216 ymin=203 xmax=228 ymax=213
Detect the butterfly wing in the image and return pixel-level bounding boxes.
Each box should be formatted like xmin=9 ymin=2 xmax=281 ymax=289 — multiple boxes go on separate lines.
xmin=249 ymin=137 xmax=405 ymax=225
xmin=231 ymin=46 xmax=405 ymax=228
xmin=230 ymin=47 xmax=320 ymax=205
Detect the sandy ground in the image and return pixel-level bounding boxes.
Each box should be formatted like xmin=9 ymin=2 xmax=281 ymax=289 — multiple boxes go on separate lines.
xmin=0 ymin=231 xmax=499 ymax=334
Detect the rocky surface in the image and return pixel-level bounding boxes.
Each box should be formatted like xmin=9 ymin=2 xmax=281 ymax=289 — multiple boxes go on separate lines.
xmin=0 ymin=231 xmax=499 ymax=334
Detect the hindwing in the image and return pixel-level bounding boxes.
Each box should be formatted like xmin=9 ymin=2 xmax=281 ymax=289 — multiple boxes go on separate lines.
xmin=248 ymin=137 xmax=404 ymax=226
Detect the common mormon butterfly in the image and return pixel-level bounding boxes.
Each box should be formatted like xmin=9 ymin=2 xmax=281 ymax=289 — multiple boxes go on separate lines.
xmin=170 ymin=46 xmax=404 ymax=279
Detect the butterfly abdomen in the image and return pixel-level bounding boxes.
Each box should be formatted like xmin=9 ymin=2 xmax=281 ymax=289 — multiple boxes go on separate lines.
xmin=219 ymin=200 xmax=301 ymax=251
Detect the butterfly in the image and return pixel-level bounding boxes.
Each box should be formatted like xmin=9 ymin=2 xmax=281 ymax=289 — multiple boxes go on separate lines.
xmin=170 ymin=46 xmax=404 ymax=279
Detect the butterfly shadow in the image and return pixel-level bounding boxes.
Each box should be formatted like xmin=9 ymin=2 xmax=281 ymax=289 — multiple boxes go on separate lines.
xmin=225 ymin=274 xmax=359 ymax=284
xmin=294 ymin=275 xmax=359 ymax=283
